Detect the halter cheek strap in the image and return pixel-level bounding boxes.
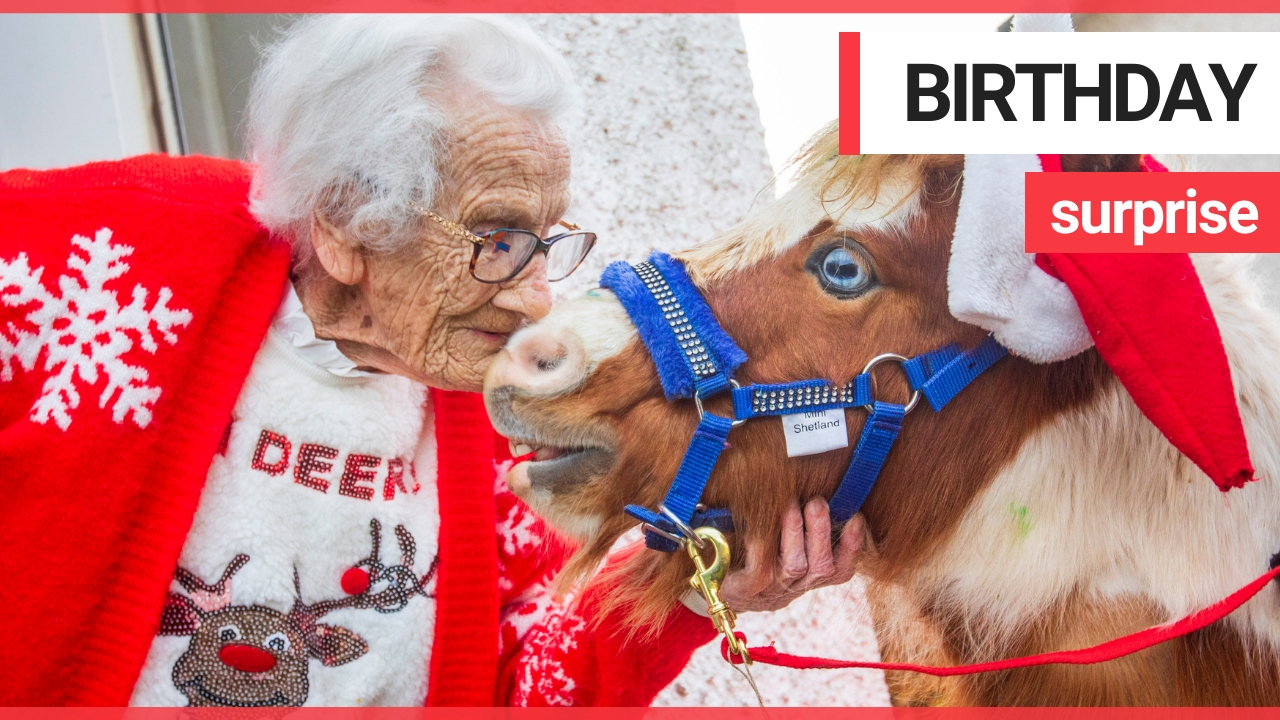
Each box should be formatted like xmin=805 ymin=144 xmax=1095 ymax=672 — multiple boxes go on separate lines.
xmin=601 ymin=252 xmax=1008 ymax=551
xmin=601 ymin=253 xmax=747 ymax=551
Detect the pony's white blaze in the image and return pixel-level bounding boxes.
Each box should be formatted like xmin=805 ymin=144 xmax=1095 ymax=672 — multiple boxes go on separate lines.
xmin=537 ymin=288 xmax=637 ymax=371
xmin=678 ymin=167 xmax=921 ymax=284
xmin=909 ymin=253 xmax=1280 ymax=654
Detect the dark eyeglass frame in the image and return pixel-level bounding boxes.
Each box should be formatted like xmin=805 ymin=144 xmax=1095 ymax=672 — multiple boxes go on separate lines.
xmin=410 ymin=202 xmax=597 ymax=284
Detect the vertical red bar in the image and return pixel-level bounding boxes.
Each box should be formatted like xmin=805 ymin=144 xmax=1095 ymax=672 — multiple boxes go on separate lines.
xmin=839 ymin=32 xmax=860 ymax=155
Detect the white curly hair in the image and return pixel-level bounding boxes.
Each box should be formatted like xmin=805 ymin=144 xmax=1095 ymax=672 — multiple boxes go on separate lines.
xmin=244 ymin=14 xmax=576 ymax=260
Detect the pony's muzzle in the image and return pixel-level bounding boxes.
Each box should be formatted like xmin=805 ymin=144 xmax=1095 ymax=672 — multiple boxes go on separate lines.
xmin=488 ymin=324 xmax=587 ymax=399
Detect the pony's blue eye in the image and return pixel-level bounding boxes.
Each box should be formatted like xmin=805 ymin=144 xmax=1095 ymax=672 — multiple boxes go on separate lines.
xmin=817 ymin=246 xmax=873 ymax=296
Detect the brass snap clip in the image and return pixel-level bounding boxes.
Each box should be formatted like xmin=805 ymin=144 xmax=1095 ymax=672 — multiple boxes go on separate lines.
xmin=686 ymin=526 xmax=750 ymax=664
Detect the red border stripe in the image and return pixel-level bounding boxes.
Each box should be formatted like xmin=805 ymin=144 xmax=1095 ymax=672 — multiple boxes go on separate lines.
xmin=839 ymin=32 xmax=860 ymax=156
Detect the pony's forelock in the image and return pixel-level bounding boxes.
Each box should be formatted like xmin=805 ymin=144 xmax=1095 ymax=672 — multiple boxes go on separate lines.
xmin=677 ymin=123 xmax=961 ymax=285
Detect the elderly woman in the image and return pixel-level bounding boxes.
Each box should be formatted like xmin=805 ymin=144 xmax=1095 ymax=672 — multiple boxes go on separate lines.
xmin=0 ymin=15 xmax=856 ymax=707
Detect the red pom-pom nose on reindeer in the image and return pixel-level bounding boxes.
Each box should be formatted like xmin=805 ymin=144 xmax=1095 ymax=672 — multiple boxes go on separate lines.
xmin=341 ymin=567 xmax=370 ymax=595
xmin=218 ymin=643 xmax=278 ymax=673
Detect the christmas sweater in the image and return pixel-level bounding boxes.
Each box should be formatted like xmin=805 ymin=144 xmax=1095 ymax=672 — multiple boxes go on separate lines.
xmin=130 ymin=303 xmax=441 ymax=706
xmin=0 ymin=154 xmax=715 ymax=706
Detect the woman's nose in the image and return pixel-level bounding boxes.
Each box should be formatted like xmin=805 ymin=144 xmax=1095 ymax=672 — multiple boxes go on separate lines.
xmin=487 ymin=324 xmax=586 ymax=398
xmin=492 ymin=253 xmax=552 ymax=321
xmin=219 ymin=643 xmax=278 ymax=673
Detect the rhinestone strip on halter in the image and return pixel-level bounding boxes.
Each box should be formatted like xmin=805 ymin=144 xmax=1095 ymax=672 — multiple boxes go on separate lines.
xmin=750 ymin=381 xmax=857 ymax=414
xmin=634 ymin=261 xmax=720 ymax=379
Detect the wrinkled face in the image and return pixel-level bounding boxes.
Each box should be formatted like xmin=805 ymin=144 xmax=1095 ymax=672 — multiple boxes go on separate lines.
xmin=485 ymin=154 xmax=1013 ymax=605
xmin=173 ymin=606 xmax=310 ymax=707
xmin=334 ymin=91 xmax=572 ymax=392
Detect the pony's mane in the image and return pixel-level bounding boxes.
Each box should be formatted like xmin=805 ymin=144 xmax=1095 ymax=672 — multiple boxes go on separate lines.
xmin=678 ymin=122 xmax=961 ymax=284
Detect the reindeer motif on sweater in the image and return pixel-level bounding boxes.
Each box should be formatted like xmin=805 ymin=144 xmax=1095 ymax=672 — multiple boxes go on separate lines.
xmin=130 ymin=324 xmax=444 ymax=706
xmin=160 ymin=521 xmax=437 ymax=707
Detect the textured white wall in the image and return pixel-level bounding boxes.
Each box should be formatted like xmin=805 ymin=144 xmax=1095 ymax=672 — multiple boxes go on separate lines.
xmin=521 ymin=15 xmax=776 ymax=298
xmin=523 ymin=15 xmax=890 ymax=707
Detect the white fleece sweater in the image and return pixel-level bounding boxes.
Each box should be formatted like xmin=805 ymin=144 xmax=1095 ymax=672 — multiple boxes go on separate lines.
xmin=131 ymin=293 xmax=439 ymax=707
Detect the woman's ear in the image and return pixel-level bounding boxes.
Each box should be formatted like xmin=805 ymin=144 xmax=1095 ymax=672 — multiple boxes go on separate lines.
xmin=310 ymin=214 xmax=366 ymax=285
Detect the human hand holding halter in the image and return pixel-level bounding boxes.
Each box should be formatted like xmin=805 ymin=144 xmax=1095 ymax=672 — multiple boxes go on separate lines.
xmin=718 ymin=498 xmax=864 ymax=612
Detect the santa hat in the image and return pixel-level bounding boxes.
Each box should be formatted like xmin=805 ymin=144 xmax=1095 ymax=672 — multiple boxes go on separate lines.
xmin=946 ymin=14 xmax=1254 ymax=491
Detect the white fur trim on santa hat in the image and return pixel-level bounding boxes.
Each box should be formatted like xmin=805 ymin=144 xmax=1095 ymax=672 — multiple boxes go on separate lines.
xmin=947 ymin=154 xmax=1094 ymax=363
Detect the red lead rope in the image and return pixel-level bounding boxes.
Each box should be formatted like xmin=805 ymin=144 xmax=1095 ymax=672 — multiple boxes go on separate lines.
xmin=722 ymin=565 xmax=1280 ymax=676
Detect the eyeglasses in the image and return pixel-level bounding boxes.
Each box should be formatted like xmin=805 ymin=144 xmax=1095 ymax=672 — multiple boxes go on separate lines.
xmin=410 ymin=202 xmax=597 ymax=284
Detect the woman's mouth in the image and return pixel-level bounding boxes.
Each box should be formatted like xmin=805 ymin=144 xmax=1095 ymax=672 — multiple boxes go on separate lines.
xmin=473 ymin=329 xmax=513 ymax=345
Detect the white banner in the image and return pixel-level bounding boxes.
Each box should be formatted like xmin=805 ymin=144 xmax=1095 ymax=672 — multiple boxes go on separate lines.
xmin=856 ymin=32 xmax=1279 ymax=153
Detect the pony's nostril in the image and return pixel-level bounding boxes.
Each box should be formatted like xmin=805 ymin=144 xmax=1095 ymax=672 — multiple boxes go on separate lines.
xmin=495 ymin=326 xmax=587 ymax=396
xmin=219 ymin=643 xmax=278 ymax=673
xmin=516 ymin=332 xmax=571 ymax=375
xmin=536 ymin=353 xmax=565 ymax=373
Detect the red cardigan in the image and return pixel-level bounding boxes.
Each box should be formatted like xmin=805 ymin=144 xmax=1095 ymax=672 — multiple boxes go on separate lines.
xmin=0 ymin=155 xmax=712 ymax=706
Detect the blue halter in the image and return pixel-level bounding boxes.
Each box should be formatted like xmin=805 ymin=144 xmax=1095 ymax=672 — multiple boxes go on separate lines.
xmin=599 ymin=252 xmax=1008 ymax=552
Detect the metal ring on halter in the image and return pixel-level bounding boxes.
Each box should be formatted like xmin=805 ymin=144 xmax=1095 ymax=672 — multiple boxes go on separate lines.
xmin=660 ymin=504 xmax=706 ymax=548
xmin=640 ymin=522 xmax=686 ymax=547
xmin=694 ymin=379 xmax=745 ymax=426
xmin=860 ymin=353 xmax=922 ymax=414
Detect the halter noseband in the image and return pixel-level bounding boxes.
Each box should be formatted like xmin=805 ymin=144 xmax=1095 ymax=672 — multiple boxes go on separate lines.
xmin=599 ymin=252 xmax=1008 ymax=552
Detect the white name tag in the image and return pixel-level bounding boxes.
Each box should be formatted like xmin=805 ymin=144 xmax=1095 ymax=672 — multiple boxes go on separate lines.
xmin=781 ymin=408 xmax=849 ymax=457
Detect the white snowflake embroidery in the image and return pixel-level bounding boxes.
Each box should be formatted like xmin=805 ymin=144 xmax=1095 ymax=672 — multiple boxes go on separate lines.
xmin=0 ymin=228 xmax=192 ymax=430
xmin=495 ymin=458 xmax=515 ymax=492
xmin=498 ymin=500 xmax=542 ymax=558
xmin=501 ymin=575 xmax=557 ymax=643
xmin=516 ymin=592 xmax=585 ymax=707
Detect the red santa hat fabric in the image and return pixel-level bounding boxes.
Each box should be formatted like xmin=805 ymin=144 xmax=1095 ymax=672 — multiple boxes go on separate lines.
xmin=946 ymin=15 xmax=1254 ymax=491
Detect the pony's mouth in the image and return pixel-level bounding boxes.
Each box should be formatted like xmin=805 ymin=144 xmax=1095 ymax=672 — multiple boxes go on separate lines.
xmin=504 ymin=438 xmax=614 ymax=541
xmin=506 ymin=438 xmax=615 ymax=495
xmin=487 ymin=385 xmax=617 ymax=539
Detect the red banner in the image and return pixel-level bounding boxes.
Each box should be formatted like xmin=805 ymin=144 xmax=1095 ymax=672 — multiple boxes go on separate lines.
xmin=1026 ymin=171 xmax=1280 ymax=253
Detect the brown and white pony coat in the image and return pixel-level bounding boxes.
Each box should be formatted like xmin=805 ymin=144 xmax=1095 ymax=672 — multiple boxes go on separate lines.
xmin=484 ymin=129 xmax=1280 ymax=705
